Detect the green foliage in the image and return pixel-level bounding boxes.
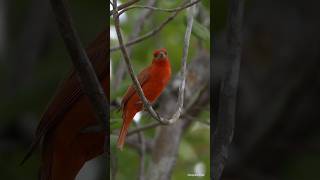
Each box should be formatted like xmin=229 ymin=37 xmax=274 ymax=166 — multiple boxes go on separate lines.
xmin=191 ymin=19 xmax=210 ymax=44
xmin=110 ymin=1 xmax=210 ymax=179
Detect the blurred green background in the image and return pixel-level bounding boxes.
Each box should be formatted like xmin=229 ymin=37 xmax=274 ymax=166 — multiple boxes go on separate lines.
xmin=110 ymin=0 xmax=210 ymax=180
xmin=0 ymin=0 xmax=210 ymax=180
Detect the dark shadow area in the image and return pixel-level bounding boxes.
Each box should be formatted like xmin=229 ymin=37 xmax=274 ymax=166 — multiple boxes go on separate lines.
xmin=214 ymin=0 xmax=320 ymax=179
xmin=0 ymin=0 xmax=106 ymax=179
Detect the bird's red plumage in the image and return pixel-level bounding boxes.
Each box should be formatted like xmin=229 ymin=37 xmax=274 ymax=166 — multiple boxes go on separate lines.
xmin=22 ymin=30 xmax=108 ymax=180
xmin=117 ymin=48 xmax=171 ymax=150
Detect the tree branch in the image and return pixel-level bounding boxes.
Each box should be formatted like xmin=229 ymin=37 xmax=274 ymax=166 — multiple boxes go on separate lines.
xmin=49 ymin=0 xmax=109 ymax=175
xmin=110 ymin=0 xmax=201 ymax=52
xmin=112 ymin=0 xmax=196 ymax=125
xmin=136 ymin=122 xmax=146 ymax=180
xmin=125 ymin=135 xmax=154 ymax=153
xmin=128 ymin=122 xmax=159 ymax=136
xmin=127 ymin=82 xmax=208 ymax=136
xmin=109 ymin=0 xmax=140 ymax=16
xmin=117 ymin=0 xmax=201 ymax=17
xmin=110 ymin=150 xmax=117 ymax=180
xmin=213 ymin=0 xmax=245 ymax=179
xmin=146 ymin=51 xmax=210 ymax=180
xmin=112 ymin=0 xmax=157 ymax=90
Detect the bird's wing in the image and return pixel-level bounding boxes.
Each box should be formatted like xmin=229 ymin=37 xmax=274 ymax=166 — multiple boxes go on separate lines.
xmin=21 ymin=30 xmax=108 ymax=164
xmin=121 ymin=67 xmax=151 ymax=110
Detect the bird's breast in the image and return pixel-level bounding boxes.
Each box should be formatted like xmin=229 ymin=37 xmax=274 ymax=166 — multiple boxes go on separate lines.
xmin=142 ymin=63 xmax=171 ymax=102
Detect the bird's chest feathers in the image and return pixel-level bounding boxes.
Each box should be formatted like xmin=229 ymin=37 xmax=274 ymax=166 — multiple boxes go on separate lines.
xmin=142 ymin=61 xmax=171 ymax=100
xmin=149 ymin=62 xmax=171 ymax=86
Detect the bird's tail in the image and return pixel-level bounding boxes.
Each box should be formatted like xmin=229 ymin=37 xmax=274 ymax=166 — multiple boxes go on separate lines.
xmin=117 ymin=110 xmax=136 ymax=150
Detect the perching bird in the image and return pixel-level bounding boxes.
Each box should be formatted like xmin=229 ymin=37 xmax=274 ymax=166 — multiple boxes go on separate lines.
xmin=21 ymin=30 xmax=108 ymax=180
xmin=117 ymin=48 xmax=171 ymax=150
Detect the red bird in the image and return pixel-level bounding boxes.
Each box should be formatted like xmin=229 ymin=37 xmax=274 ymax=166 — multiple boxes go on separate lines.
xmin=21 ymin=30 xmax=108 ymax=180
xmin=117 ymin=48 xmax=171 ymax=150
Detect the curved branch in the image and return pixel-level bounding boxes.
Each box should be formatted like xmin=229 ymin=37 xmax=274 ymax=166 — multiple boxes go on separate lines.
xmin=110 ymin=0 xmax=140 ymax=16
xmin=110 ymin=0 xmax=201 ymax=52
xmin=136 ymin=122 xmax=146 ymax=180
xmin=127 ymin=82 xmax=208 ymax=136
xmin=112 ymin=0 xmax=157 ymax=90
xmin=117 ymin=0 xmax=201 ymax=17
xmin=112 ymin=0 xmax=162 ymax=123
xmin=146 ymin=51 xmax=210 ymax=180
xmin=112 ymin=0 xmax=197 ymax=125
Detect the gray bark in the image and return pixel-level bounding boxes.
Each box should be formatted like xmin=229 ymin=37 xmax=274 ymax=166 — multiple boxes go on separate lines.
xmin=146 ymin=52 xmax=210 ymax=180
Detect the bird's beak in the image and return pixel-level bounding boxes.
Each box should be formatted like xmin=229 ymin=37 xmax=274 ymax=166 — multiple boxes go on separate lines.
xmin=157 ymin=52 xmax=166 ymax=59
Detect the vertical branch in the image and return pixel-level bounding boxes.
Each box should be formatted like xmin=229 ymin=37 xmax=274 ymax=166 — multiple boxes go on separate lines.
xmin=168 ymin=2 xmax=195 ymax=123
xmin=112 ymin=0 xmax=197 ymax=125
xmin=112 ymin=0 xmax=162 ymax=123
xmin=110 ymin=151 xmax=118 ymax=180
xmin=49 ymin=0 xmax=109 ymax=176
xmin=146 ymin=52 xmax=210 ymax=180
xmin=136 ymin=123 xmax=146 ymax=180
xmin=213 ymin=0 xmax=245 ymax=179
xmin=113 ymin=0 xmax=157 ymax=90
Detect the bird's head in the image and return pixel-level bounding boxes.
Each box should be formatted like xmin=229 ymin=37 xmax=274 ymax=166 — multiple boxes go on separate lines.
xmin=153 ymin=48 xmax=168 ymax=61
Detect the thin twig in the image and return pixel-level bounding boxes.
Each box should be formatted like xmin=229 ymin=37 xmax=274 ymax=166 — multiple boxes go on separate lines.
xmin=163 ymin=4 xmax=196 ymax=124
xmin=110 ymin=10 xmax=178 ymax=52
xmin=110 ymin=0 xmax=140 ymax=16
xmin=127 ymin=122 xmax=159 ymax=136
xmin=127 ymin=82 xmax=208 ymax=136
xmin=110 ymin=0 xmax=201 ymax=52
xmin=146 ymin=51 xmax=210 ymax=180
xmin=117 ymin=0 xmax=201 ymax=17
xmin=49 ymin=0 xmax=109 ymax=176
xmin=112 ymin=0 xmax=157 ymax=90
xmin=112 ymin=0 xmax=162 ymax=123
xmin=111 ymin=73 xmax=208 ymax=138
xmin=112 ymin=0 xmax=196 ymax=125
